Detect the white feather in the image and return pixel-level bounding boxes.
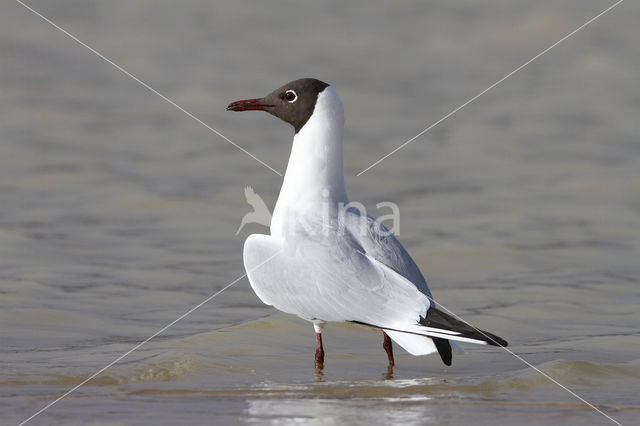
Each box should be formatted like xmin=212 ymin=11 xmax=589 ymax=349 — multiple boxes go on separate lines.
xmin=383 ymin=330 xmax=437 ymax=356
xmin=242 ymin=83 xmax=500 ymax=358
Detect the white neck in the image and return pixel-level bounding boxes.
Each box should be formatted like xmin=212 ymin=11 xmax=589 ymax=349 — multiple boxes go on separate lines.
xmin=271 ymin=87 xmax=348 ymax=237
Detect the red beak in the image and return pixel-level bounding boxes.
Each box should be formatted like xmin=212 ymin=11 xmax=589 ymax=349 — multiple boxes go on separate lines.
xmin=226 ymin=98 xmax=274 ymax=112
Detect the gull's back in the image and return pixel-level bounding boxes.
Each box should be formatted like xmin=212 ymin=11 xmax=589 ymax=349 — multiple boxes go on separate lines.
xmin=340 ymin=206 xmax=433 ymax=301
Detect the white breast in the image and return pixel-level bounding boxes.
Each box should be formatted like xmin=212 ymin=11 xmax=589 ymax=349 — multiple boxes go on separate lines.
xmin=271 ymin=86 xmax=348 ymax=238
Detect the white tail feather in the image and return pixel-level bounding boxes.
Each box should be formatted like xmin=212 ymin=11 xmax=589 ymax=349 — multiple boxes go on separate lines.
xmin=397 ymin=323 xmax=490 ymax=345
xmin=384 ymin=329 xmax=437 ymax=356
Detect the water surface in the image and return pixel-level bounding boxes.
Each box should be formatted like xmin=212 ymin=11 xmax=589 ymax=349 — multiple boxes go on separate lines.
xmin=1 ymin=0 xmax=639 ymax=425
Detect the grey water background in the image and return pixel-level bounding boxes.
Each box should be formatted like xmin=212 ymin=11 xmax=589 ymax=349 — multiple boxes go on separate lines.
xmin=1 ymin=0 xmax=639 ymax=424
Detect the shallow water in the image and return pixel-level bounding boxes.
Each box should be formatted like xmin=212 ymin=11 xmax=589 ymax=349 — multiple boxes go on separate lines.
xmin=2 ymin=0 xmax=640 ymax=425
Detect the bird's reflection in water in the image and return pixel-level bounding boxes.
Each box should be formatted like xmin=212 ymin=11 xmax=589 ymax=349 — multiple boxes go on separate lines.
xmin=313 ymin=365 xmax=392 ymax=382
xmin=383 ymin=365 xmax=394 ymax=380
xmin=246 ymin=394 xmax=436 ymax=425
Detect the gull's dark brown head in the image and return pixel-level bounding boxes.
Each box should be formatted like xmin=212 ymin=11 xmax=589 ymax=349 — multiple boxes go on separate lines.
xmin=227 ymin=78 xmax=330 ymax=133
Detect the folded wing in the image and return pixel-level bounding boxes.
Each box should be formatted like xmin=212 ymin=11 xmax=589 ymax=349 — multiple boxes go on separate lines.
xmin=243 ymin=232 xmax=507 ymax=366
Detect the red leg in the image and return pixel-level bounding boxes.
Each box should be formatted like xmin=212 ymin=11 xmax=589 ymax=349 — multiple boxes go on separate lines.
xmin=315 ymin=332 xmax=325 ymax=368
xmin=383 ymin=331 xmax=395 ymax=367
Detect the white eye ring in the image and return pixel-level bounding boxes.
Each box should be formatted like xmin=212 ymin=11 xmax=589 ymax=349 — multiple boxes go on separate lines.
xmin=284 ymin=89 xmax=298 ymax=103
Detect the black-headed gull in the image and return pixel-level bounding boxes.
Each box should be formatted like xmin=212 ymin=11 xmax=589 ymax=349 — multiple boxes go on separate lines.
xmin=227 ymin=78 xmax=507 ymax=368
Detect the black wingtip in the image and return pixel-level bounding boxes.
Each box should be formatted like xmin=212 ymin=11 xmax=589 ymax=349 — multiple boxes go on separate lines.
xmin=485 ymin=333 xmax=508 ymax=348
xmin=433 ymin=337 xmax=452 ymax=366
xmin=421 ymin=307 xmax=508 ymax=348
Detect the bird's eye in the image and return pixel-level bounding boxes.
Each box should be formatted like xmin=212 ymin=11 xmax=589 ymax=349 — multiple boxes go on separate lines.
xmin=283 ymin=90 xmax=298 ymax=103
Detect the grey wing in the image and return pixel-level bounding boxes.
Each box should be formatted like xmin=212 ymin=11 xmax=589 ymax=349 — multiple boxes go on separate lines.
xmin=341 ymin=207 xmax=432 ymax=300
xmin=243 ymin=232 xmax=505 ymax=356
xmin=243 ymin=233 xmax=432 ymax=327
